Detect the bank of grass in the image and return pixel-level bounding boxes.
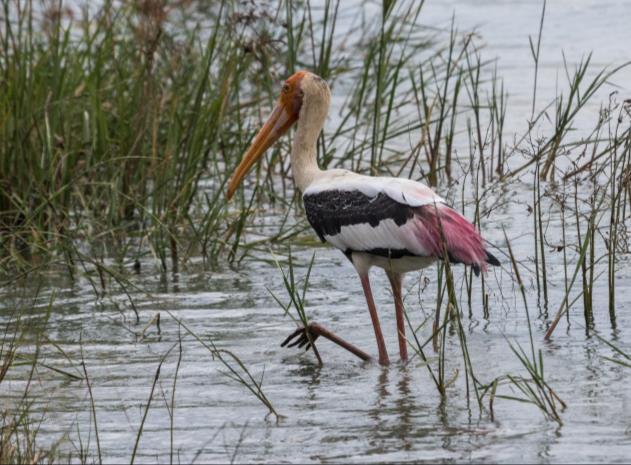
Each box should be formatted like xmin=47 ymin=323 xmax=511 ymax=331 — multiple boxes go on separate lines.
xmin=2 ymin=0 xmax=628 ymax=277
xmin=1 ymin=0 xmax=631 ymax=461
xmin=1 ymin=0 xmax=264 ymax=273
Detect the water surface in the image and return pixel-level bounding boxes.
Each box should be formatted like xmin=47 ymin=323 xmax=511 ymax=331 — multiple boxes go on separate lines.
xmin=2 ymin=0 xmax=631 ymax=463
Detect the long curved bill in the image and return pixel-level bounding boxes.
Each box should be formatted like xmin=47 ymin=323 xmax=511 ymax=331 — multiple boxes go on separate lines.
xmin=226 ymin=103 xmax=296 ymax=200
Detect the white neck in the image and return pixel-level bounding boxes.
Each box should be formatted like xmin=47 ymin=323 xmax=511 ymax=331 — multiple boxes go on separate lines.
xmin=290 ymin=87 xmax=329 ymax=192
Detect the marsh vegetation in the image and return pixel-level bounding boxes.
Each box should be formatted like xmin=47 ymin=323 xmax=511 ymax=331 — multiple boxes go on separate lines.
xmin=1 ymin=0 xmax=630 ymax=462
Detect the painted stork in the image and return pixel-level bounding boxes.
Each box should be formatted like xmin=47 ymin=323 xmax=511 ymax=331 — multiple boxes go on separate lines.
xmin=227 ymin=70 xmax=499 ymax=365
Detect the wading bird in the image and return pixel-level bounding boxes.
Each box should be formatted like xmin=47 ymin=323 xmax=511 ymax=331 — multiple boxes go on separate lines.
xmin=227 ymin=70 xmax=499 ymax=365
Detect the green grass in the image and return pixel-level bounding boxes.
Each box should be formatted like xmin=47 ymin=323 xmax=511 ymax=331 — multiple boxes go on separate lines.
xmin=1 ymin=0 xmax=631 ymax=461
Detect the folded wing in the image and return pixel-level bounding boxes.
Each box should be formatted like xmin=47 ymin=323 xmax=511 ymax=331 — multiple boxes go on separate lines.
xmin=303 ymin=174 xmax=498 ymax=274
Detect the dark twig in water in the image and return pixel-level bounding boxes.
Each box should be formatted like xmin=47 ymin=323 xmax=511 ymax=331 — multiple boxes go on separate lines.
xmin=80 ymin=333 xmax=102 ymax=465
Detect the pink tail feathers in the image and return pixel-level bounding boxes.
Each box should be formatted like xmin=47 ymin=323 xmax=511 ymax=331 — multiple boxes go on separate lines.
xmin=413 ymin=204 xmax=494 ymax=274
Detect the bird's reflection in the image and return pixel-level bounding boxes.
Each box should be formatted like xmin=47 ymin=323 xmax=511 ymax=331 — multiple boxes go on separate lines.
xmin=369 ymin=367 xmax=390 ymax=420
xmin=365 ymin=364 xmax=419 ymax=452
xmin=392 ymin=365 xmax=415 ymax=450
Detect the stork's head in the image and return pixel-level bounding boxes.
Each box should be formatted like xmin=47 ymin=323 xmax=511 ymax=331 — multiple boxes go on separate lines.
xmin=226 ymin=70 xmax=330 ymax=200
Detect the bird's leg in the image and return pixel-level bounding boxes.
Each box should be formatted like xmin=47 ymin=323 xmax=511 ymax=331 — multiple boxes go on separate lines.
xmin=281 ymin=322 xmax=372 ymax=362
xmin=359 ymin=273 xmax=390 ymax=365
xmin=386 ymin=271 xmax=408 ymax=362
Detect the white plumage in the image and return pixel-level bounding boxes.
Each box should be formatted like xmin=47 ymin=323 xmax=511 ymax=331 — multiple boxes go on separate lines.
xmin=304 ymin=169 xmax=446 ymax=207
xmin=227 ymin=70 xmax=498 ymax=365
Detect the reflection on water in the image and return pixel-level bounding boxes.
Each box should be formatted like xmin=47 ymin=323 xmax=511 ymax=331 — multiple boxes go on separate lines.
xmin=2 ymin=0 xmax=631 ymax=463
xmin=2 ymin=229 xmax=631 ymax=461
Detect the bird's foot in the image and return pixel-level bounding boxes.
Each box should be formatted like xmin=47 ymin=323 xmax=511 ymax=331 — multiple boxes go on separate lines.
xmin=281 ymin=322 xmax=372 ymax=362
xmin=281 ymin=322 xmax=321 ymax=352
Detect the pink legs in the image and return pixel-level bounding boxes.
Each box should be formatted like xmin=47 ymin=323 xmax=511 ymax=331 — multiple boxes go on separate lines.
xmin=359 ymin=273 xmax=390 ymax=365
xmin=283 ymin=267 xmax=407 ymax=366
xmin=387 ymin=271 xmax=408 ymax=362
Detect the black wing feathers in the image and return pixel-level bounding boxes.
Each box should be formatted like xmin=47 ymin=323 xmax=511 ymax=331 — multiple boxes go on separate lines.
xmin=303 ymin=190 xmax=413 ymax=242
xmin=303 ymin=188 xmax=501 ymax=273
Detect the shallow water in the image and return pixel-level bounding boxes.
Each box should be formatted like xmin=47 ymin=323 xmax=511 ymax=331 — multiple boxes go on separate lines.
xmin=2 ymin=1 xmax=631 ymax=463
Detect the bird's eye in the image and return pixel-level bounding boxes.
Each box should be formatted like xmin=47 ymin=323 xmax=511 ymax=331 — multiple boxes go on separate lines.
xmin=282 ymin=83 xmax=290 ymax=93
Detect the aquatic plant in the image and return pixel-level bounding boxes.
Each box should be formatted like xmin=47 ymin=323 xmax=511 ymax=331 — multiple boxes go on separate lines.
xmin=1 ymin=0 xmax=630 ymax=461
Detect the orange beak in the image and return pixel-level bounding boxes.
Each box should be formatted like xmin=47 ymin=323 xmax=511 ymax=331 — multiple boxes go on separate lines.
xmin=226 ymin=71 xmax=306 ymax=200
xmin=226 ymin=104 xmax=295 ymax=200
